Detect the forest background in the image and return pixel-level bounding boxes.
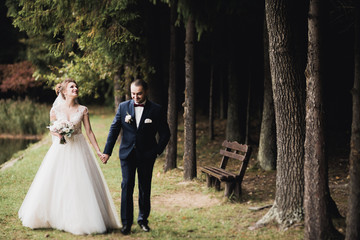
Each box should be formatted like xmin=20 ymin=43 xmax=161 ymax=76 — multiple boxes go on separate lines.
xmin=0 ymin=0 xmax=359 ymax=239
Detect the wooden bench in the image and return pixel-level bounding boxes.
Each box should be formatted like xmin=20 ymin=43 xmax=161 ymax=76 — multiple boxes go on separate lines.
xmin=199 ymin=140 xmax=251 ymax=198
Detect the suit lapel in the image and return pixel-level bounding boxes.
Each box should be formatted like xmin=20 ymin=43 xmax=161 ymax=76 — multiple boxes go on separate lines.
xmin=128 ymin=100 xmax=136 ymax=129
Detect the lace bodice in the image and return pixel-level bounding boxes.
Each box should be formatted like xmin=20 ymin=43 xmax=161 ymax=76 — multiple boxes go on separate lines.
xmin=50 ymin=105 xmax=88 ymax=135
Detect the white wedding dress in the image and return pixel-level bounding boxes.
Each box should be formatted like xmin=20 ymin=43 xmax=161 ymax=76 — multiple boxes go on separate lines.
xmin=18 ymin=105 xmax=120 ymax=235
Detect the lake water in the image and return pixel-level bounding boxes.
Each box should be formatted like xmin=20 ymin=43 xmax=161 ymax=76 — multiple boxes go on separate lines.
xmin=0 ymin=138 xmax=38 ymax=165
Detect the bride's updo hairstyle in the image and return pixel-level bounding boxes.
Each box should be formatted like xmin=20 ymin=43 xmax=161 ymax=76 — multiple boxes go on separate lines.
xmin=55 ymin=78 xmax=77 ymax=100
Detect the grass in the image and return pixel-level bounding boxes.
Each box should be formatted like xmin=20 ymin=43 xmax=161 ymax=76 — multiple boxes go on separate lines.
xmin=0 ymin=106 xmax=305 ymax=240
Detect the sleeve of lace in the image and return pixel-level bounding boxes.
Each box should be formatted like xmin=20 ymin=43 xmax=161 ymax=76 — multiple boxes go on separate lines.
xmin=50 ymin=107 xmax=57 ymax=122
xmin=83 ymin=106 xmax=89 ymax=116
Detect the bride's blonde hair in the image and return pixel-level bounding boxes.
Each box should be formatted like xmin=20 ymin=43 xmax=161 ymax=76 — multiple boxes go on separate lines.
xmin=55 ymin=78 xmax=77 ymax=100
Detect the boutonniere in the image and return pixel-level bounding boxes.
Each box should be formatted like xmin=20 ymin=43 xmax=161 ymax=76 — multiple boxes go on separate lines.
xmin=125 ymin=112 xmax=132 ymax=124
xmin=145 ymin=118 xmax=152 ymax=124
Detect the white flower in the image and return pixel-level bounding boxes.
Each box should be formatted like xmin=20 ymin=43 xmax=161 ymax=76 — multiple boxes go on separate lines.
xmin=47 ymin=119 xmax=75 ymax=144
xmin=125 ymin=113 xmax=132 ymax=124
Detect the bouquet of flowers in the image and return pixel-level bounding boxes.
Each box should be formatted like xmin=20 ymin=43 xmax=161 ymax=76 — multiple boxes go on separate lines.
xmin=48 ymin=120 xmax=75 ymax=144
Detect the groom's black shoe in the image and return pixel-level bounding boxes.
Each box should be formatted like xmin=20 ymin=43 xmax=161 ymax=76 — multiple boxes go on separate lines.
xmin=120 ymin=225 xmax=131 ymax=235
xmin=138 ymin=221 xmax=150 ymax=232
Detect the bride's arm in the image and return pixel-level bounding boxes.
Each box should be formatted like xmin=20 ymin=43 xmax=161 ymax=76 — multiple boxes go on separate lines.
xmin=49 ymin=108 xmax=62 ymax=139
xmin=82 ymin=108 xmax=103 ymax=159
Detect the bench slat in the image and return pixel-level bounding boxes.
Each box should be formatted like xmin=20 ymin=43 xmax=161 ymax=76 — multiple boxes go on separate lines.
xmin=199 ymin=166 xmax=236 ymax=181
xmin=205 ymin=166 xmax=237 ymax=178
xmin=222 ymin=140 xmax=248 ymax=152
xmin=200 ymin=167 xmax=225 ymax=180
xmin=219 ymin=149 xmax=245 ymax=161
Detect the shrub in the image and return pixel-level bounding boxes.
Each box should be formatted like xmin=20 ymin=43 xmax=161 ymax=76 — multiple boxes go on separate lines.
xmin=0 ymin=99 xmax=50 ymax=135
xmin=0 ymin=61 xmax=42 ymax=93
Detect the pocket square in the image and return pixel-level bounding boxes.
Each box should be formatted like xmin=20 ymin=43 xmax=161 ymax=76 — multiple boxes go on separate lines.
xmin=145 ymin=118 xmax=152 ymax=123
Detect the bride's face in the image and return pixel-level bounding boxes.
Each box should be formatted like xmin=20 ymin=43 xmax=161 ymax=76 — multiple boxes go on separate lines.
xmin=64 ymin=82 xmax=79 ymax=99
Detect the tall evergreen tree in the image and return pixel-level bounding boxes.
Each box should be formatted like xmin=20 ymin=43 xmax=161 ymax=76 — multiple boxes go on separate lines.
xmin=183 ymin=15 xmax=196 ymax=180
xmin=258 ymin=17 xmax=276 ymax=171
xmin=254 ymin=0 xmax=307 ymax=228
xmin=226 ymin=59 xmax=243 ymax=142
xmin=164 ymin=0 xmax=179 ymax=172
xmin=346 ymin=2 xmax=360 ymax=239
xmin=304 ymin=0 xmax=341 ymax=238
xmin=6 ymin=0 xmax=150 ymax=97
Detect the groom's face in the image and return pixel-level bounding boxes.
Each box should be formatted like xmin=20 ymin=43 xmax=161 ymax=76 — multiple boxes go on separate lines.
xmin=131 ymin=84 xmax=147 ymax=104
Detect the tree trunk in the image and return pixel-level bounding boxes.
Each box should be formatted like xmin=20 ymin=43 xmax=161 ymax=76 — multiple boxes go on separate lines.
xmin=209 ymin=63 xmax=214 ymax=140
xmin=183 ymin=16 xmax=196 ymax=180
xmin=164 ymin=0 xmax=178 ymax=172
xmin=304 ymin=1 xmax=341 ymax=239
xmin=322 ymin=1 xmax=343 ymax=220
xmin=219 ymin=73 xmax=226 ymax=119
xmin=114 ymin=68 xmax=122 ymax=112
xmin=114 ymin=66 xmax=128 ymax=110
xmin=124 ymin=65 xmax=132 ymax=100
xmin=258 ymin=17 xmax=276 ymax=171
xmin=346 ymin=3 xmax=360 ymax=240
xmin=255 ymin=0 xmax=306 ymax=229
xmin=226 ymin=61 xmax=243 ymax=142
xmin=245 ymin=73 xmax=251 ymax=145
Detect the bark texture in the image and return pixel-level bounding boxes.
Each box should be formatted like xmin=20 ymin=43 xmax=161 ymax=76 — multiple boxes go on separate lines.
xmin=258 ymin=18 xmax=276 ymax=171
xmin=226 ymin=61 xmax=243 ymax=142
xmin=164 ymin=0 xmax=178 ymax=172
xmin=346 ymin=3 xmax=360 ymax=239
xmin=304 ymin=0 xmax=339 ymax=239
xmin=124 ymin=65 xmax=132 ymax=100
xmin=209 ymin=63 xmax=214 ymax=140
xmin=256 ymin=0 xmax=307 ymax=228
xmin=219 ymin=74 xmax=226 ymax=120
xmin=183 ymin=16 xmax=196 ymax=180
xmin=114 ymin=68 xmax=123 ymax=112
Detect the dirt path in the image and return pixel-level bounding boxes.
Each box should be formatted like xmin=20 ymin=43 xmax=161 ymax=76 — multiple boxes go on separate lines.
xmin=151 ymin=181 xmax=221 ymax=212
xmin=152 ymin=191 xmax=221 ymax=212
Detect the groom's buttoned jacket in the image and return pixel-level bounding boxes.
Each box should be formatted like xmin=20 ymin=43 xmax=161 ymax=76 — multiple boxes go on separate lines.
xmin=104 ymin=99 xmax=170 ymax=160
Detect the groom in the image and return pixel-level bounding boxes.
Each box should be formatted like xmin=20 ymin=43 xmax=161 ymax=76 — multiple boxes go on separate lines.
xmin=102 ymin=79 xmax=170 ymax=235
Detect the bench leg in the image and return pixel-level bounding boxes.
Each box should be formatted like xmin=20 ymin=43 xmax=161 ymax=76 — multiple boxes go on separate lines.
xmin=214 ymin=179 xmax=221 ymax=191
xmin=206 ymin=174 xmax=214 ymax=187
xmin=233 ymin=182 xmax=242 ymax=198
xmin=224 ymin=182 xmax=243 ymax=198
xmin=224 ymin=182 xmax=234 ymax=197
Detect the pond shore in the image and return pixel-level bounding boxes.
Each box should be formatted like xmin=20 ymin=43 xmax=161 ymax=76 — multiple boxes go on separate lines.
xmin=0 ymin=136 xmax=48 ymax=172
xmin=0 ymin=134 xmax=44 ymax=140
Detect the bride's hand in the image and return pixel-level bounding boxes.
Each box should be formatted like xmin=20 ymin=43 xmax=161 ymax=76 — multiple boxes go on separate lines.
xmin=52 ymin=132 xmax=62 ymax=139
xmin=96 ymin=151 xmax=103 ymax=159
xmin=97 ymin=151 xmax=108 ymax=164
xmin=101 ymin=154 xmax=110 ymax=164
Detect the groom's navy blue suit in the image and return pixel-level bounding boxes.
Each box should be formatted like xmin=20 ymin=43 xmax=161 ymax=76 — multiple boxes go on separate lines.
xmin=104 ymin=99 xmax=170 ymax=227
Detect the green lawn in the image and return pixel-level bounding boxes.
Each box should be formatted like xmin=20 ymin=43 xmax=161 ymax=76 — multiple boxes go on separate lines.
xmin=0 ymin=106 xmax=304 ymax=240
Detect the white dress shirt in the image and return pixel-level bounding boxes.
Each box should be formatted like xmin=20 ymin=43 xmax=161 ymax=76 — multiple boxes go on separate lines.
xmin=134 ymin=101 xmax=146 ymax=128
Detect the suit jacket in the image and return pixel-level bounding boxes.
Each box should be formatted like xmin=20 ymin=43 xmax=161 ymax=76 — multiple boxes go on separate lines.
xmin=104 ymin=99 xmax=170 ymax=160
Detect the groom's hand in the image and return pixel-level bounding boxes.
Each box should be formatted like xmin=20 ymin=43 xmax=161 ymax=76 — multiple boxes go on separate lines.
xmin=102 ymin=154 xmax=110 ymax=164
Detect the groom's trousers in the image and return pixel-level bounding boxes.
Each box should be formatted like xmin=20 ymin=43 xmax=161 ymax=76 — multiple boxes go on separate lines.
xmin=120 ymin=149 xmax=156 ymax=227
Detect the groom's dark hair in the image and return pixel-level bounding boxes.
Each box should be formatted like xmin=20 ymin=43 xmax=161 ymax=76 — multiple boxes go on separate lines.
xmin=131 ymin=79 xmax=148 ymax=91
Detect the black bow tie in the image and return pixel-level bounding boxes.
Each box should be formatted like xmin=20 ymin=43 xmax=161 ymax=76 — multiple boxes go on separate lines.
xmin=134 ymin=103 xmax=145 ymax=107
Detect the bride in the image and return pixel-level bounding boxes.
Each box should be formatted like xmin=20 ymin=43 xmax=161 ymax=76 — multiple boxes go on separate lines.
xmin=18 ymin=78 xmax=120 ymax=235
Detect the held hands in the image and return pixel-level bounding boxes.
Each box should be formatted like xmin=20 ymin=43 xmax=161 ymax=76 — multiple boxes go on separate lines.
xmin=96 ymin=151 xmax=110 ymax=164
xmin=102 ymin=154 xmax=110 ymax=164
